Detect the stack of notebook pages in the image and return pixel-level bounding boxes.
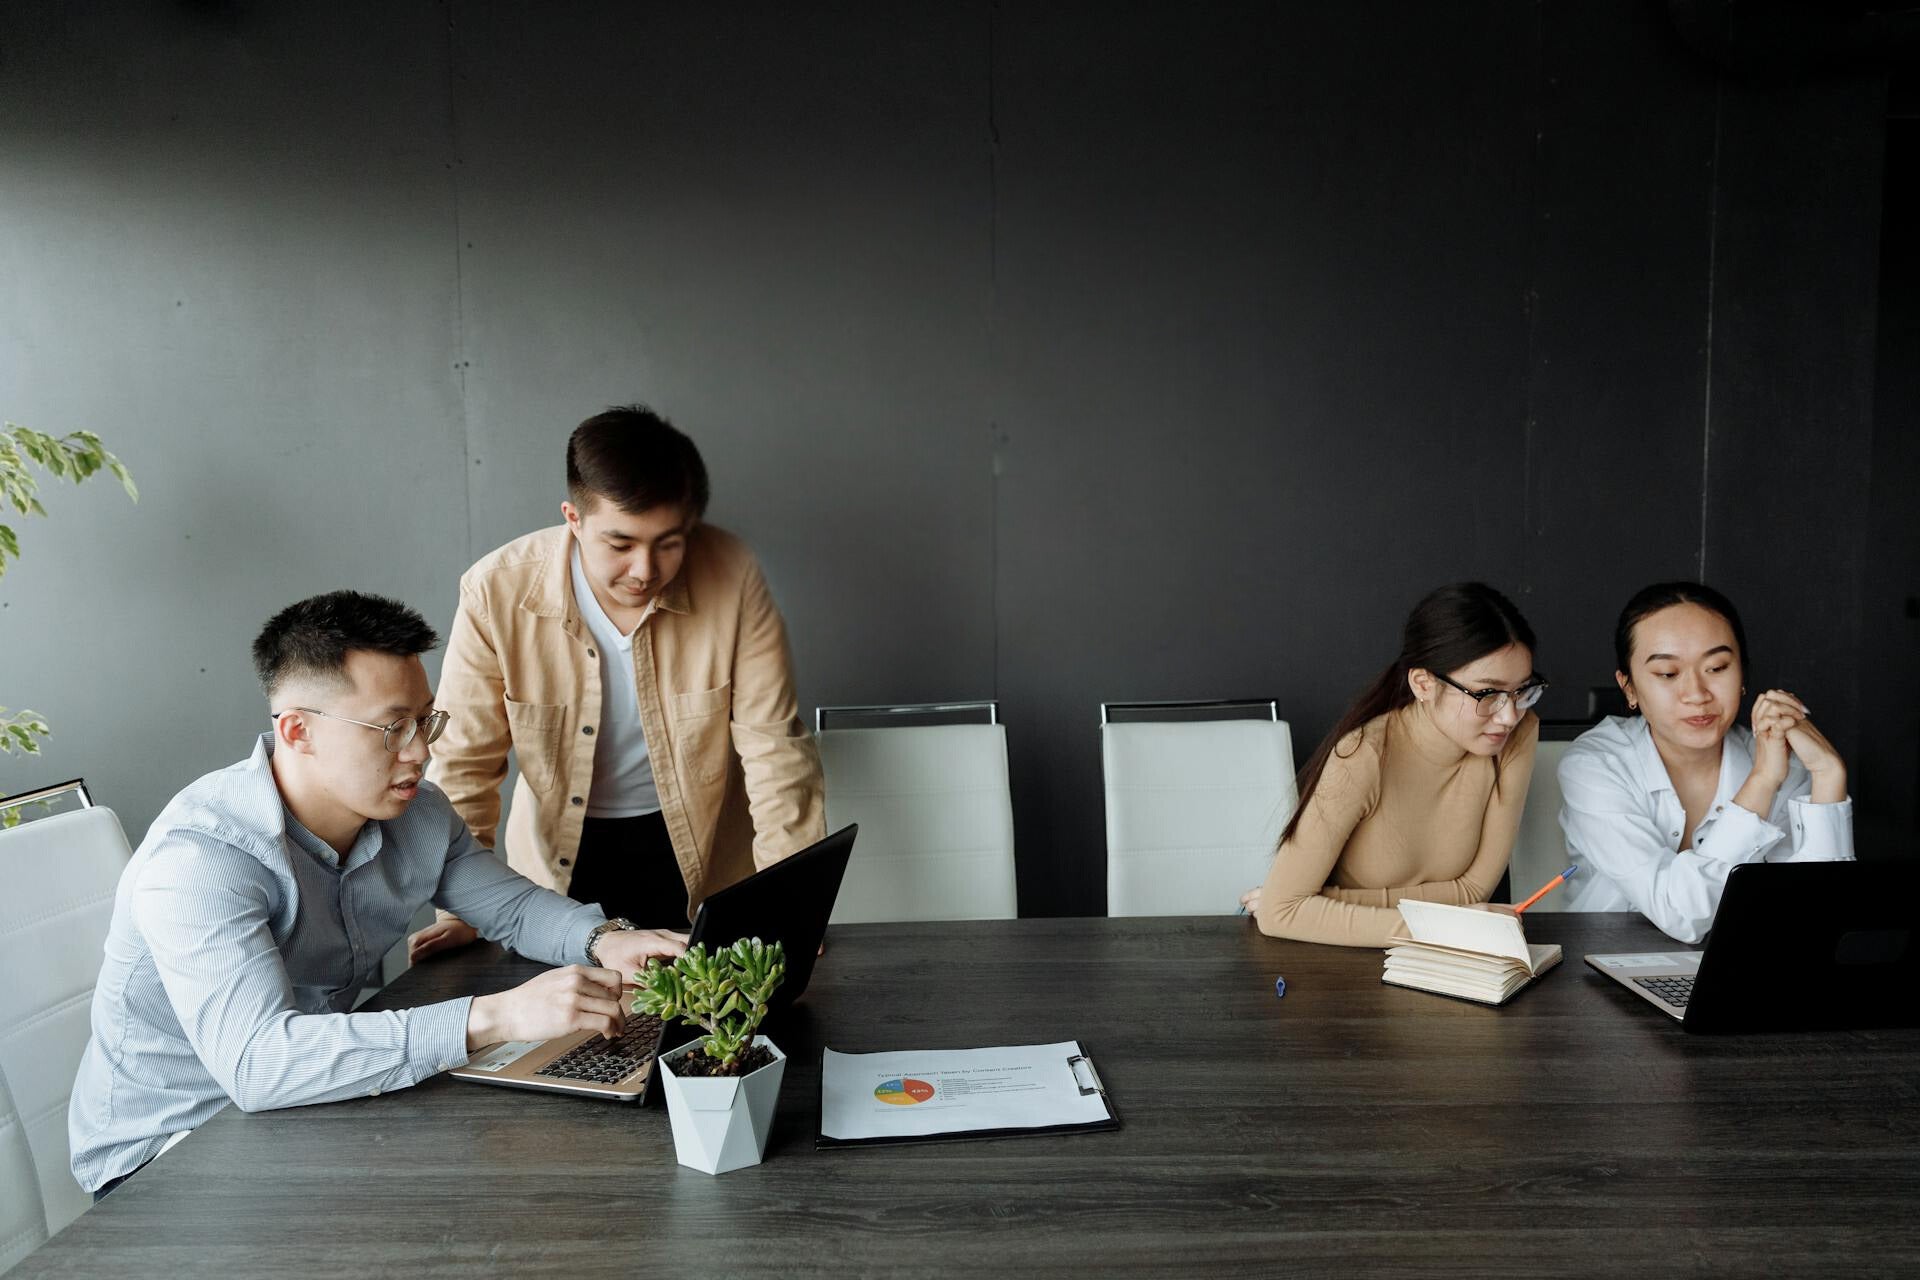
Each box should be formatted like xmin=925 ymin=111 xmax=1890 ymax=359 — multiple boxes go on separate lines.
xmin=1383 ymin=899 xmax=1563 ymax=1006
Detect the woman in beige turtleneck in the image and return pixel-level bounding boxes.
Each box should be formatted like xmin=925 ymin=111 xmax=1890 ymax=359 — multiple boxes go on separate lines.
xmin=1240 ymin=583 xmax=1544 ymax=947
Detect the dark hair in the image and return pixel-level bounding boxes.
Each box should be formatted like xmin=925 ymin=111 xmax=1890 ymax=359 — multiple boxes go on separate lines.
xmin=566 ymin=404 xmax=710 ymax=517
xmin=252 ymin=590 xmax=439 ymax=697
xmin=1280 ymin=582 xmax=1537 ymax=846
xmin=1612 ymin=581 xmax=1749 ymax=714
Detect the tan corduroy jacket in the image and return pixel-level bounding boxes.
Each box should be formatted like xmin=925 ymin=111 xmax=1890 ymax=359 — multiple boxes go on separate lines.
xmin=427 ymin=523 xmax=826 ymax=924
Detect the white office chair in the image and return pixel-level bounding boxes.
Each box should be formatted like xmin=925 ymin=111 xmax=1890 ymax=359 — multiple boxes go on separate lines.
xmin=1507 ymin=737 xmax=1576 ymax=910
xmin=0 ymin=798 xmax=133 ymax=1273
xmin=816 ymin=702 xmax=1018 ymax=923
xmin=1101 ymin=700 xmax=1297 ymax=917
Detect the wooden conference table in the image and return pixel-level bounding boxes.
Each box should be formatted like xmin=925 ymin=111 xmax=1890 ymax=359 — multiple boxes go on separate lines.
xmin=17 ymin=914 xmax=1920 ymax=1277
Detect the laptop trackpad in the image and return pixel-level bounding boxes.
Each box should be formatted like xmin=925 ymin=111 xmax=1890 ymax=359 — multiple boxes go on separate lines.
xmin=464 ymin=1041 xmax=546 ymax=1073
xmin=1603 ymin=952 xmax=1701 ymax=971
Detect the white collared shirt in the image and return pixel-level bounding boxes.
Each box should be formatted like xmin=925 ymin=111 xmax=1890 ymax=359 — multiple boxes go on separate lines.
xmin=1556 ymin=715 xmax=1853 ymax=942
xmin=570 ymin=543 xmax=662 ymax=817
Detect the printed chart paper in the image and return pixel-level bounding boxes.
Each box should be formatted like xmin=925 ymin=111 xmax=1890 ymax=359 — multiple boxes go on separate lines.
xmin=821 ymin=1041 xmax=1111 ymax=1142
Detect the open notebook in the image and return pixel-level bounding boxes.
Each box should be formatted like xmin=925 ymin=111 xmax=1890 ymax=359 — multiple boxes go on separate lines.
xmin=1383 ymin=900 xmax=1563 ymax=1006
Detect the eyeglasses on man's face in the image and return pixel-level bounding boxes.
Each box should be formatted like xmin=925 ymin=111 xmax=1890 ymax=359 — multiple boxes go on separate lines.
xmin=272 ymin=707 xmax=451 ymax=753
xmin=1431 ymin=672 xmax=1548 ymax=719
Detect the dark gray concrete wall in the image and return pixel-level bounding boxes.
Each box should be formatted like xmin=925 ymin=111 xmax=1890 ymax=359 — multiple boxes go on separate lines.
xmin=1 ymin=2 xmax=1902 ymax=914
xmin=990 ymin=1 xmax=1541 ymax=914
xmin=1861 ymin=116 xmax=1920 ymax=853
xmin=0 ymin=2 xmax=468 ymax=837
xmin=445 ymin=3 xmax=998 ymax=717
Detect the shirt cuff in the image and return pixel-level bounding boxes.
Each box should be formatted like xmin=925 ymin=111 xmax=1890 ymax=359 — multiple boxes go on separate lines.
xmin=1783 ymin=795 xmax=1855 ymax=861
xmin=563 ymin=912 xmax=604 ymax=968
xmin=404 ymin=997 xmax=474 ymax=1082
xmin=1694 ymin=802 xmax=1783 ymax=864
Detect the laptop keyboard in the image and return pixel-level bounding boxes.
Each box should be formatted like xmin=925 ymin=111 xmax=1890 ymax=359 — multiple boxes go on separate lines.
xmin=536 ymin=1012 xmax=665 ymax=1084
xmin=1634 ymin=975 xmax=1695 ymax=1008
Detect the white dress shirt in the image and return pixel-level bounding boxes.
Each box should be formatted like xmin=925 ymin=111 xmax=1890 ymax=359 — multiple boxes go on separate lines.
xmin=1556 ymin=715 xmax=1853 ymax=943
xmin=570 ymin=542 xmax=662 ymax=818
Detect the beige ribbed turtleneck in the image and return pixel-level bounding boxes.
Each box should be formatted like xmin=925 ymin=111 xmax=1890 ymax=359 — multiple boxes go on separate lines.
xmin=1253 ymin=703 xmax=1539 ymax=947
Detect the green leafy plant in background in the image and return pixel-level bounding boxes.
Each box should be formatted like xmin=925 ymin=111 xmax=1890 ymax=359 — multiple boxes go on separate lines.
xmin=632 ymin=938 xmax=787 ymax=1074
xmin=1 ymin=424 xmax=138 ymax=774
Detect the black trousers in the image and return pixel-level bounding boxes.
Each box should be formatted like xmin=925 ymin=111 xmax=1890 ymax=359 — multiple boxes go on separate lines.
xmin=568 ymin=810 xmax=689 ymax=929
xmin=93 ymin=1158 xmax=149 ymax=1201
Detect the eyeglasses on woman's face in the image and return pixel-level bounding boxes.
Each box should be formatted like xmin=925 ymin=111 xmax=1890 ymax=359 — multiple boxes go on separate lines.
xmin=272 ymin=707 xmax=451 ymax=753
xmin=1431 ymin=672 xmax=1548 ymax=719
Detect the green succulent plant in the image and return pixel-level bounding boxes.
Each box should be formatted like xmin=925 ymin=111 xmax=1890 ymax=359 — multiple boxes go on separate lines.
xmin=632 ymin=937 xmax=786 ymax=1074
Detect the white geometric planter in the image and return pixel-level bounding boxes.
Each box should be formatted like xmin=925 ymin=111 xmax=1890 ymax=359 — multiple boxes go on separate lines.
xmin=657 ymin=1035 xmax=786 ymax=1175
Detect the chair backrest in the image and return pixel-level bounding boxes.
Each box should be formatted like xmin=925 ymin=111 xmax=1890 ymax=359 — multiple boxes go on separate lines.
xmin=0 ymin=805 xmax=133 ymax=1271
xmin=0 ymin=778 xmax=93 ymax=828
xmin=1507 ymin=738 xmax=1575 ymax=910
xmin=1102 ymin=713 xmax=1297 ymax=917
xmin=817 ymin=720 xmax=1017 ymax=923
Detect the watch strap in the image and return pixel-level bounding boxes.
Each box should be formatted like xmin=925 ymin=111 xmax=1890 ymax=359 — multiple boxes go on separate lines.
xmin=585 ymin=916 xmax=639 ymax=967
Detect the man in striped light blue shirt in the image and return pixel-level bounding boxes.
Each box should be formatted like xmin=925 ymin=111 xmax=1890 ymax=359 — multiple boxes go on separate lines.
xmin=69 ymin=591 xmax=687 ymax=1195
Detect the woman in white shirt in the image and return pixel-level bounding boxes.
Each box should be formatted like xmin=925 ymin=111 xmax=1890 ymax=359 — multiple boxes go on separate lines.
xmin=1557 ymin=581 xmax=1853 ymax=942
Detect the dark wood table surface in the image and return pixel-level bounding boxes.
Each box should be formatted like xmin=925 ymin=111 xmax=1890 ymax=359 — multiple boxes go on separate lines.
xmin=17 ymin=914 xmax=1920 ymax=1277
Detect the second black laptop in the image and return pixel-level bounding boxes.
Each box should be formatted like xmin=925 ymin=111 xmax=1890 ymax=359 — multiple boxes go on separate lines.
xmin=449 ymin=822 xmax=857 ymax=1100
xmin=1586 ymin=859 xmax=1918 ymax=1033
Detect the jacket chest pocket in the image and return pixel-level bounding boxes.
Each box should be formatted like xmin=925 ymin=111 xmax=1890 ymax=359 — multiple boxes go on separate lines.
xmin=505 ymin=698 xmax=566 ymax=793
xmin=670 ymin=683 xmax=732 ymax=785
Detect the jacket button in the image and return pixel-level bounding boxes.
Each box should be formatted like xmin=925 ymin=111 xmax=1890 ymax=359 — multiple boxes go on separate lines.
xmin=582 ymin=725 xmax=595 ymax=735
xmin=587 ymin=648 xmax=596 ymax=658
xmin=571 ymin=796 xmax=584 ymax=806
xmin=558 ymin=857 xmax=571 ymax=867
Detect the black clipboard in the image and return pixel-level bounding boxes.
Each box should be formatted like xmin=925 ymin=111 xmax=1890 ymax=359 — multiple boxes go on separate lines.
xmin=815 ymin=1040 xmax=1122 ymax=1149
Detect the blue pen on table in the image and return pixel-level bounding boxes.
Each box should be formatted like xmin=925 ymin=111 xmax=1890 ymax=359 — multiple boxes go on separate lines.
xmin=1513 ymin=864 xmax=1580 ymax=914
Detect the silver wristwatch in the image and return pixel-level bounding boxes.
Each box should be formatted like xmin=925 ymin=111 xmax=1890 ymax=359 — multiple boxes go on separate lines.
xmin=584 ymin=916 xmax=639 ymax=967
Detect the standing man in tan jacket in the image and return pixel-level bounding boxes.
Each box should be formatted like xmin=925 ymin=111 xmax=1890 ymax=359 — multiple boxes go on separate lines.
xmin=408 ymin=405 xmax=826 ymax=959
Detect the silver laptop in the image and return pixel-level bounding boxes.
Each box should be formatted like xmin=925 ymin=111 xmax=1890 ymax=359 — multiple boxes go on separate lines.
xmin=449 ymin=824 xmax=855 ymax=1101
xmin=1585 ymin=948 xmax=1702 ymax=1020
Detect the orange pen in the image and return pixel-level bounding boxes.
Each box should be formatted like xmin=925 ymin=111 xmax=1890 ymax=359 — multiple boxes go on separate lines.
xmin=1513 ymin=865 xmax=1580 ymax=914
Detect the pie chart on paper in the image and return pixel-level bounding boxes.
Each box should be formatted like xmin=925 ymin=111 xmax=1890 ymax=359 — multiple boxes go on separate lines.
xmin=874 ymin=1077 xmax=936 ymax=1106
